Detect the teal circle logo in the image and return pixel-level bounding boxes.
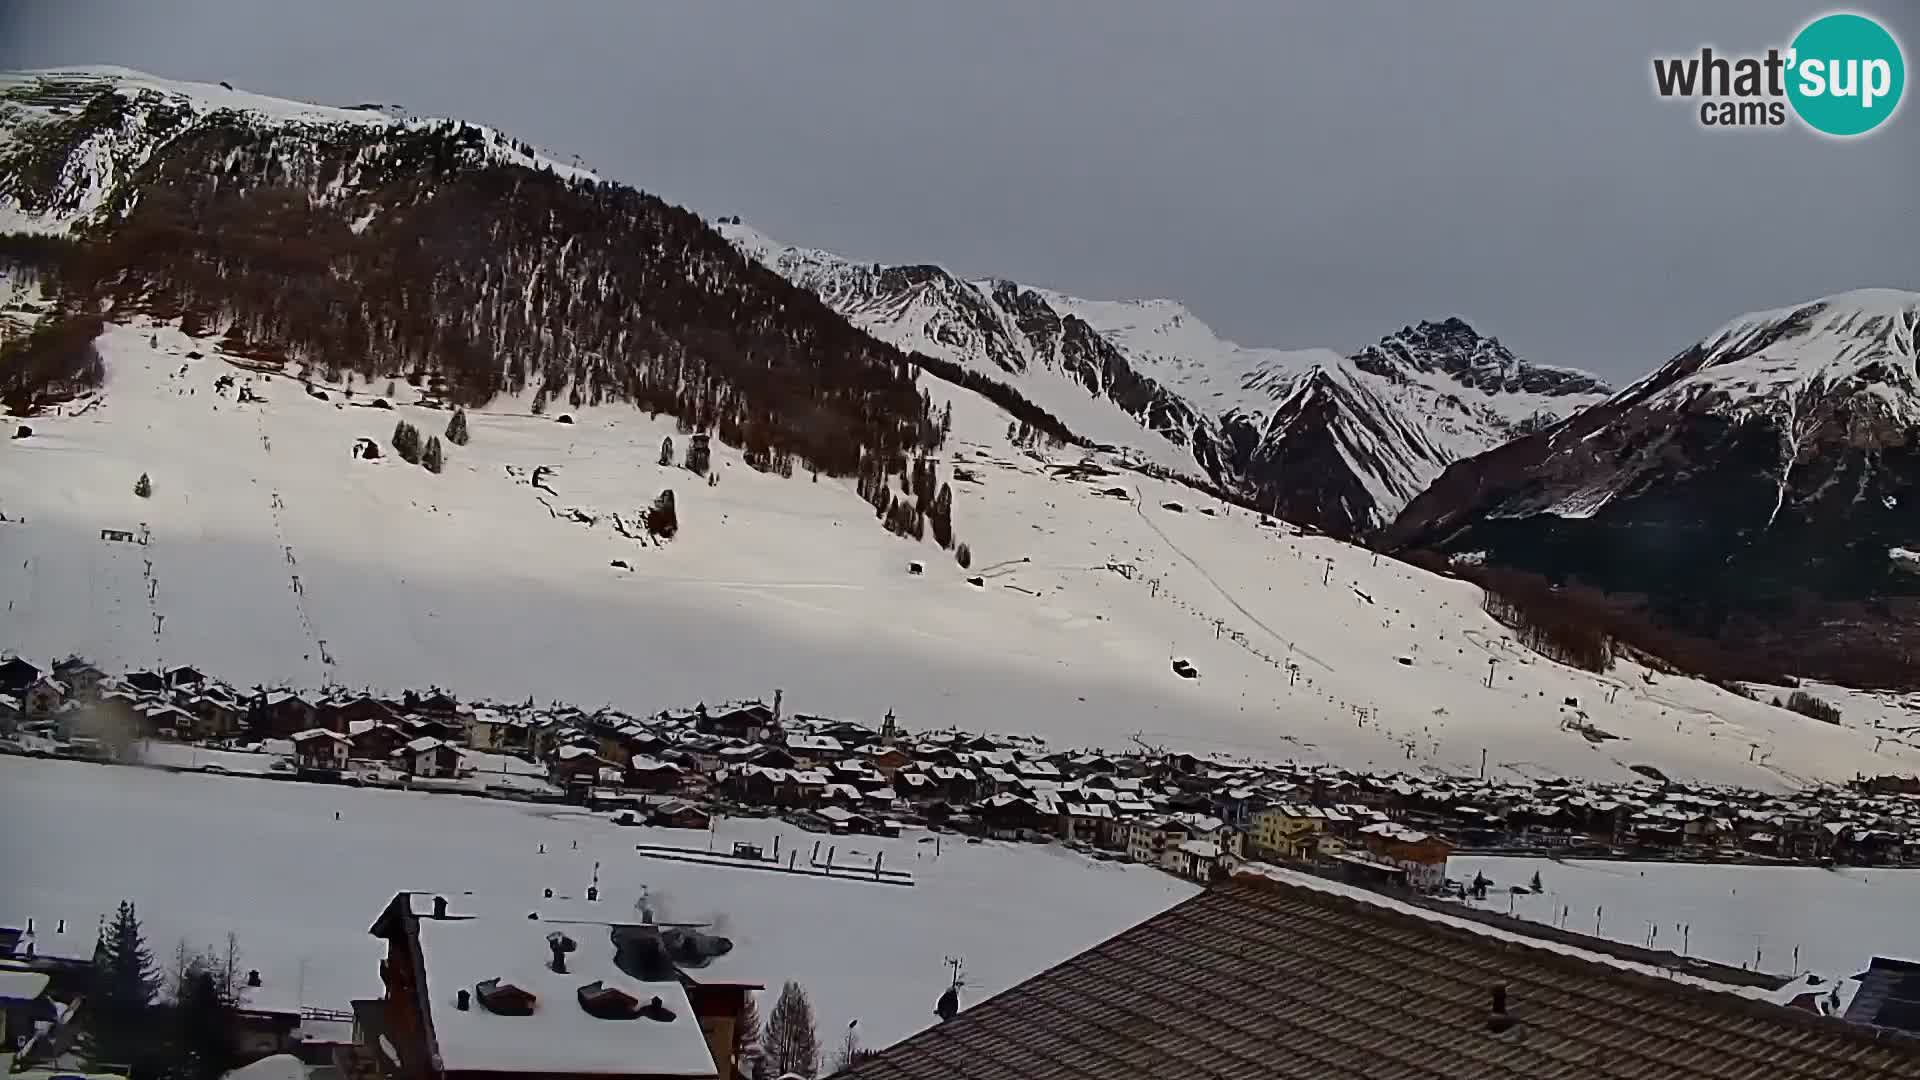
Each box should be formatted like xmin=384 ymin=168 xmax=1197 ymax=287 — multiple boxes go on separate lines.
xmin=1787 ymin=13 xmax=1905 ymax=136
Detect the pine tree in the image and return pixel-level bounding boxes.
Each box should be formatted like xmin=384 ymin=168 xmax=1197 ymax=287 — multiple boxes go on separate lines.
xmin=930 ymin=483 xmax=954 ymax=548
xmin=955 ymin=542 xmax=972 ymax=569
xmin=445 ymin=408 xmax=470 ymax=446
xmin=86 ymin=901 xmax=160 ymax=1068
xmin=763 ymin=981 xmax=819 ymax=1079
xmin=422 ymin=435 xmax=445 ymax=473
xmin=392 ymin=420 xmax=421 ymax=464
xmin=646 ymin=489 xmax=678 ymax=539
xmin=659 ymin=436 xmax=674 ymax=467
xmin=176 ymin=967 xmax=237 ymax=1080
xmin=1530 ymin=870 xmax=1543 ymax=893
xmin=134 ymin=473 xmax=152 ymax=498
xmin=735 ymin=991 xmax=763 ymax=1079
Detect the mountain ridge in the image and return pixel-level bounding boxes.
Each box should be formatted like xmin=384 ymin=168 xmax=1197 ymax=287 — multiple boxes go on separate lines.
xmin=1386 ymin=287 xmax=1920 ymax=688
xmin=721 ymin=219 xmax=1612 ymax=536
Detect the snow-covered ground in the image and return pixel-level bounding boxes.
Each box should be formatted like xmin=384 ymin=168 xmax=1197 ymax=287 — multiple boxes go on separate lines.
xmin=0 ymin=756 xmax=1197 ymax=1051
xmin=3 ymin=322 xmax=1916 ymax=788
xmin=1451 ymin=854 xmax=1920 ymax=980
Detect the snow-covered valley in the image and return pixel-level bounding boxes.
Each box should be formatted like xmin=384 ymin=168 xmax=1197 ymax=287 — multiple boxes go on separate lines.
xmin=0 ymin=755 xmax=1197 ymax=1051
xmin=2 ymin=321 xmax=1915 ymax=790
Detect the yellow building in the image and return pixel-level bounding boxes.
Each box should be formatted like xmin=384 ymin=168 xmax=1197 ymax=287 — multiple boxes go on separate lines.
xmin=1252 ymin=804 xmax=1329 ymax=861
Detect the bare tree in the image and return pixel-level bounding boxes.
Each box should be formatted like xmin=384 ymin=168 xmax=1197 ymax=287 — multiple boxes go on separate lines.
xmin=762 ymin=981 xmax=819 ymax=1078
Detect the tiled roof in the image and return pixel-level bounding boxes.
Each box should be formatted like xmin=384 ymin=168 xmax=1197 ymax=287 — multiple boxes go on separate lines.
xmin=842 ymin=875 xmax=1920 ymax=1080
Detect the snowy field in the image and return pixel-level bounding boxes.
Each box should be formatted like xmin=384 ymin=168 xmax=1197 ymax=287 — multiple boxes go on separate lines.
xmin=1452 ymin=854 xmax=1920 ymax=980
xmin=2 ymin=321 xmax=1917 ymax=789
xmin=0 ymin=757 xmax=1197 ymax=1050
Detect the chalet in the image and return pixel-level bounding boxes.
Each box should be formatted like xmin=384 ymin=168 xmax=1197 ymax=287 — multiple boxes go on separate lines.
xmin=252 ymin=691 xmax=318 ymax=738
xmin=291 ymin=728 xmax=352 ymax=772
xmin=1356 ymin=822 xmax=1453 ymax=893
xmin=695 ymin=703 xmax=777 ymax=742
xmin=833 ymin=869 xmax=1916 ymax=1080
xmin=860 ymin=745 xmax=913 ymax=777
xmin=626 ymin=757 xmax=686 ymax=794
xmin=319 ymin=695 xmax=400 ymax=734
xmin=0 ymin=693 xmax=20 ymax=730
xmin=188 ymin=690 xmax=246 ymax=739
xmin=651 ymin=800 xmax=712 ymax=830
xmin=782 ymin=734 xmax=844 ymax=766
xmin=1060 ymin=802 xmax=1115 ymax=845
xmin=810 ymin=806 xmax=875 ymax=835
xmin=366 ymin=891 xmax=761 ymax=1080
xmin=404 ymin=716 xmax=463 ymax=743
xmin=1175 ymin=839 xmax=1239 ymax=883
xmin=551 ymin=745 xmax=614 ymax=788
xmin=351 ymin=722 xmax=412 ymax=762
xmin=464 ymin=709 xmax=526 ymax=752
xmin=975 ymin=794 xmax=1052 ymax=840
xmin=122 ymin=669 xmax=168 ymax=695
xmin=23 ymin=677 xmax=65 ymax=718
xmin=52 ymin=658 xmax=109 ymax=701
xmin=927 ymin=766 xmax=980 ymax=803
xmin=0 ymin=657 xmax=42 ymax=695
xmin=137 ymin=700 xmax=196 ymax=738
xmin=394 ymin=737 xmax=462 ymax=779
xmin=165 ymin=665 xmax=208 ymax=691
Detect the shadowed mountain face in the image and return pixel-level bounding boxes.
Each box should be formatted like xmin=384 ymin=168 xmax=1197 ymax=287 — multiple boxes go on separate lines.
xmin=1387 ymin=290 xmax=1920 ymax=687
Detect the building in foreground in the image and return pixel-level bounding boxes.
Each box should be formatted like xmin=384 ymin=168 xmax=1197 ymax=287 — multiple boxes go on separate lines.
xmin=839 ymin=866 xmax=1920 ymax=1080
xmin=365 ymin=892 xmax=761 ymax=1080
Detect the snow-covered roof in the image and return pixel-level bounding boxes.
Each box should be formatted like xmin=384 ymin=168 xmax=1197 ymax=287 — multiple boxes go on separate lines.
xmin=0 ymin=968 xmax=51 ymax=1001
xmin=1178 ymin=840 xmax=1224 ymax=859
xmin=291 ymin=728 xmax=350 ymax=743
xmin=224 ymin=1053 xmax=307 ymax=1080
xmin=414 ymin=917 xmax=715 ymax=1077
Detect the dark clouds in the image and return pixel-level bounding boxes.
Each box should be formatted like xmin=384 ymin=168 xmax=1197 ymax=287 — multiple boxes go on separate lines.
xmin=3 ymin=0 xmax=1914 ymax=378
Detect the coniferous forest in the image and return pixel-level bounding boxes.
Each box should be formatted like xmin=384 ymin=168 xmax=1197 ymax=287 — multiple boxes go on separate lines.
xmin=0 ymin=86 xmax=1086 ymax=510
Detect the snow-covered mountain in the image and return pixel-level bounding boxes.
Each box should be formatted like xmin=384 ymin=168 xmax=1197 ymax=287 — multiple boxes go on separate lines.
xmin=721 ymin=222 xmax=1610 ymax=535
xmin=1388 ymin=288 xmax=1920 ymax=687
xmin=0 ymin=67 xmax=596 ymax=237
xmin=4 ymin=319 xmax=1915 ymax=792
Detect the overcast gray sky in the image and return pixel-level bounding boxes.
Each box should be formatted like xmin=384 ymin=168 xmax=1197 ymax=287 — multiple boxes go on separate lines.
xmin=3 ymin=1 xmax=1914 ymax=380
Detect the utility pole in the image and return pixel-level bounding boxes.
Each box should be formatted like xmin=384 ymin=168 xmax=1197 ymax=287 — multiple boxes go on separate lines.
xmin=1486 ymin=658 xmax=1498 ymax=688
xmin=1479 ymin=748 xmax=1487 ymax=780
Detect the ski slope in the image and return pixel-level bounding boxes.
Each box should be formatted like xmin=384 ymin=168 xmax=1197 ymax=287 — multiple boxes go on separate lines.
xmin=2 ymin=321 xmax=1915 ymax=788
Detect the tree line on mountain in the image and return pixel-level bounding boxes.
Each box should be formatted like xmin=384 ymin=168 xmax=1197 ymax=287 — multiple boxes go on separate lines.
xmin=0 ymin=279 xmax=105 ymax=414
xmin=1401 ymin=549 xmax=1920 ymax=689
xmin=1 ymin=105 xmax=1097 ymax=540
xmin=2 ymin=100 xmax=1097 ymax=573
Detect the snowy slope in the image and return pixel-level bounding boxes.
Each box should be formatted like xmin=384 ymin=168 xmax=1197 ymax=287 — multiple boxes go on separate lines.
xmin=0 ymin=67 xmax=596 ymax=236
xmin=2 ymin=321 xmax=1914 ymax=790
xmin=724 ymin=222 xmax=1608 ymax=534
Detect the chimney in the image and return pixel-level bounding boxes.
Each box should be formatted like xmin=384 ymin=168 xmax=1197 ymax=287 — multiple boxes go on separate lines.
xmin=456 ymin=989 xmax=471 ymax=1011
xmin=547 ymin=931 xmax=576 ymax=974
xmin=56 ymin=919 xmax=65 ymax=933
xmin=1486 ymin=984 xmax=1514 ymax=1033
xmin=432 ymin=896 xmax=448 ymax=919
xmin=247 ymin=969 xmax=262 ymax=988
